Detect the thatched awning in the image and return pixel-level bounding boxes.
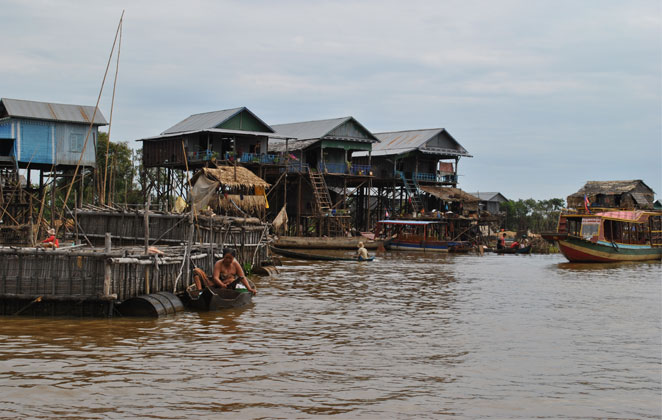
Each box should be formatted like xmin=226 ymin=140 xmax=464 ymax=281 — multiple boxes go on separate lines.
xmin=191 ymin=166 xmax=270 ymax=189
xmin=419 ymin=186 xmax=479 ymax=203
xmin=190 ymin=166 xmax=270 ymax=213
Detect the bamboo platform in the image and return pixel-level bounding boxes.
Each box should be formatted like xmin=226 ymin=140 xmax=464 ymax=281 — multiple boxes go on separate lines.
xmin=0 ymin=244 xmax=218 ymax=316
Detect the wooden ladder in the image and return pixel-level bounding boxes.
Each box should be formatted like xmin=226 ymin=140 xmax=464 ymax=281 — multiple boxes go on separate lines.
xmin=309 ymin=171 xmax=333 ymax=214
xmin=398 ymin=171 xmax=423 ymax=213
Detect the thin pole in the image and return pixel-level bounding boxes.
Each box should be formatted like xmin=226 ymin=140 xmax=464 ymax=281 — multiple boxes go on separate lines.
xmin=101 ymin=17 xmax=122 ymax=205
xmin=60 ymin=10 xmax=124 ymax=228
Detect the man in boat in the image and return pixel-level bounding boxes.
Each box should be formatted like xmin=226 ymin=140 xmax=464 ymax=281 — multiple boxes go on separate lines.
xmin=357 ymin=241 xmax=369 ymax=260
xmin=193 ymin=248 xmax=257 ymax=294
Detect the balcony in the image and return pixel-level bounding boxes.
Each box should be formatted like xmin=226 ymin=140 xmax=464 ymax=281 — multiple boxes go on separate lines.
xmin=318 ymin=162 xmax=373 ymax=175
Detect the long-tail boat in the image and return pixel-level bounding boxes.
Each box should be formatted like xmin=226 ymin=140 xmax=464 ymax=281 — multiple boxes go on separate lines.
xmin=542 ymin=210 xmax=662 ymax=262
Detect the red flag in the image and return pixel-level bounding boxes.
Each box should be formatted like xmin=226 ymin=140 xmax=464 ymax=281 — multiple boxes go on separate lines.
xmin=584 ymin=194 xmax=590 ymax=214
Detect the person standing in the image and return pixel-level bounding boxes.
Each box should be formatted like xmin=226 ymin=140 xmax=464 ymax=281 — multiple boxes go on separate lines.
xmin=497 ymin=233 xmax=506 ymax=250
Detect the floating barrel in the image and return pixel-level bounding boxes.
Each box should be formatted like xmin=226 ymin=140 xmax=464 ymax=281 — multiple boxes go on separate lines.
xmin=118 ymin=292 xmax=184 ymax=317
xmin=252 ymin=265 xmax=280 ymax=276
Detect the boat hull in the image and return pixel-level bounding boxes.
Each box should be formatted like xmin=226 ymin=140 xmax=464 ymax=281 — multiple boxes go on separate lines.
xmin=271 ymin=246 xmax=374 ymax=261
xmin=182 ymin=286 xmax=253 ymax=311
xmin=385 ymin=240 xmax=471 ymax=253
xmin=558 ymin=238 xmax=662 ymax=262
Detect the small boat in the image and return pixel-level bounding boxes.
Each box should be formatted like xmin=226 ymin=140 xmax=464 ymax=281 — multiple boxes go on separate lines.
xmin=181 ymin=284 xmax=254 ymax=311
xmin=542 ymin=209 xmax=662 ymax=262
xmin=270 ymin=246 xmax=374 ymax=261
xmin=272 ymin=236 xmax=382 ymax=250
xmin=494 ymin=245 xmax=532 ymax=254
xmin=375 ymin=220 xmax=472 ymax=252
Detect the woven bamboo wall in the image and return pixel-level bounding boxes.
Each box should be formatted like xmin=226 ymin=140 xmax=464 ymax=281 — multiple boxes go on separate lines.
xmin=0 ymin=243 xmax=269 ymax=303
xmin=0 ymin=249 xmax=106 ymax=297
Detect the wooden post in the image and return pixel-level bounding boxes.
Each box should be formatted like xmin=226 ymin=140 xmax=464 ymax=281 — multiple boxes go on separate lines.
xmin=144 ymin=195 xmax=151 ymax=255
xmin=104 ymin=232 xmax=112 ymax=296
xmin=74 ymin=192 xmax=79 ymax=244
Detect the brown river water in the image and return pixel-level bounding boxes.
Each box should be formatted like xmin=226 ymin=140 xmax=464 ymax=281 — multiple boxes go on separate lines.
xmin=0 ymin=252 xmax=660 ymax=419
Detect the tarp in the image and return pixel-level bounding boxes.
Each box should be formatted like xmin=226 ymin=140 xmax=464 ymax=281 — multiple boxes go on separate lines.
xmin=272 ymin=205 xmax=288 ymax=232
xmin=191 ymin=175 xmax=220 ymax=212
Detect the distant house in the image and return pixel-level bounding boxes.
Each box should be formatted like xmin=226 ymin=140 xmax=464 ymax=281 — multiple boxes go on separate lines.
xmin=0 ymin=98 xmax=106 ymax=169
xmin=139 ymin=107 xmax=288 ymax=169
xmin=567 ymin=180 xmax=655 ymax=210
xmin=654 ymin=200 xmax=662 ymax=210
xmin=269 ymin=116 xmax=379 ymax=175
xmin=469 ymin=192 xmax=509 ymax=214
xmin=352 ymin=128 xmax=471 ymax=187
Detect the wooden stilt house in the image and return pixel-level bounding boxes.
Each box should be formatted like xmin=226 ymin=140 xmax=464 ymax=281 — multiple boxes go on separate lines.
xmin=267 ymin=117 xmax=379 ymax=236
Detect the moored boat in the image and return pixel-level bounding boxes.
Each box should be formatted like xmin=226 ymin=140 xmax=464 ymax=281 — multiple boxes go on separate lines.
xmin=270 ymin=246 xmax=374 ymax=261
xmin=493 ymin=245 xmax=532 ymax=255
xmin=375 ymin=220 xmax=472 ymax=252
xmin=181 ymin=284 xmax=254 ymax=311
xmin=542 ymin=210 xmax=662 ymax=262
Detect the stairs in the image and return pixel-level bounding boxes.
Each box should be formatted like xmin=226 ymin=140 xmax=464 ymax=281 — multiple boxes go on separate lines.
xmin=397 ymin=171 xmax=423 ymax=213
xmin=309 ymin=171 xmax=333 ymax=213
xmin=309 ymin=171 xmax=349 ymax=237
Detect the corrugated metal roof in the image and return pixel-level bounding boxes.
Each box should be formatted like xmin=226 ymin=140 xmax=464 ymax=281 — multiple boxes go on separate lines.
xmin=1 ymin=98 xmax=107 ymax=125
xmin=373 ymin=128 xmax=470 ymax=155
xmin=162 ymin=107 xmax=275 ymax=135
xmin=272 ymin=116 xmax=378 ymax=142
xmin=138 ymin=128 xmax=289 ymax=142
xmin=268 ymin=138 xmax=319 ymax=152
xmin=469 ymin=192 xmax=506 ymax=202
xmin=272 ymin=117 xmax=352 ymax=140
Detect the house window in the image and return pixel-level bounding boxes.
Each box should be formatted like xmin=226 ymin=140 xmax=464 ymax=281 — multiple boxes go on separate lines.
xmin=70 ymin=133 xmax=84 ymax=152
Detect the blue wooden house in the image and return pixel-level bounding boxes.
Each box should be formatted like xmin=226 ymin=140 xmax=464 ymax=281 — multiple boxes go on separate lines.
xmin=0 ymin=98 xmax=107 ymax=169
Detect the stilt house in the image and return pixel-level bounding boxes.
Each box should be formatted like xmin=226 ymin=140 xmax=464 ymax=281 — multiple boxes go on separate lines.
xmin=352 ymin=128 xmax=472 ymax=216
xmin=267 ymin=117 xmax=379 ymax=236
xmin=567 ymin=180 xmax=656 ymax=210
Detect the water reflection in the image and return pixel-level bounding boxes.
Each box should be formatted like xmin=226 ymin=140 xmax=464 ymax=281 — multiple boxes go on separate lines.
xmin=0 ymin=253 xmax=659 ymax=418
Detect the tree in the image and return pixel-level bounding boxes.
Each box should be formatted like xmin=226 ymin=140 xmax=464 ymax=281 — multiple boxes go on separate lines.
xmin=500 ymin=198 xmax=566 ymax=233
xmin=95 ymin=132 xmax=141 ymax=206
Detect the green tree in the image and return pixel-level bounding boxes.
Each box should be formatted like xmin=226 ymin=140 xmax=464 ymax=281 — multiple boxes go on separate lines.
xmin=96 ymin=132 xmax=141 ymax=206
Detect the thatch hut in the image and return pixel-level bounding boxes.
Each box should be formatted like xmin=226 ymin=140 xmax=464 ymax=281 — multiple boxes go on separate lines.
xmin=190 ymin=166 xmax=271 ymax=217
xmin=567 ymin=180 xmax=655 ymax=210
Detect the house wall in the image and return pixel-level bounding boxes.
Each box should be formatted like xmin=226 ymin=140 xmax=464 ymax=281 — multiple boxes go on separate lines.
xmin=55 ymin=123 xmax=97 ymax=166
xmin=0 ymin=118 xmax=96 ymax=167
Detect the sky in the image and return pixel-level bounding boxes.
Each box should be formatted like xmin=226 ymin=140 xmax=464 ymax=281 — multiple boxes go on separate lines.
xmin=1 ymin=0 xmax=660 ymax=201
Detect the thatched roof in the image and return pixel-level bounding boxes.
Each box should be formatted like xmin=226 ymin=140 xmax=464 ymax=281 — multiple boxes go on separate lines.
xmin=191 ymin=166 xmax=270 ymax=189
xmin=568 ymin=180 xmax=653 ymax=198
xmin=419 ymin=186 xmax=480 ymax=203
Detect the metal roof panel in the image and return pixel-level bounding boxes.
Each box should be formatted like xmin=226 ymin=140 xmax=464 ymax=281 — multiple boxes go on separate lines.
xmin=1 ymin=98 xmax=107 ymax=125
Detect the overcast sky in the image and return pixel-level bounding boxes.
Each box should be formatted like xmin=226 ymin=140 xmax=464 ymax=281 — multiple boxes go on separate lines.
xmin=1 ymin=0 xmax=660 ymax=201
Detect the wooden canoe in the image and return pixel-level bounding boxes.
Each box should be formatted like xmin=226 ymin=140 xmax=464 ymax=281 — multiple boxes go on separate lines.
xmin=270 ymin=246 xmax=374 ymax=261
xmin=272 ymin=236 xmax=382 ymax=250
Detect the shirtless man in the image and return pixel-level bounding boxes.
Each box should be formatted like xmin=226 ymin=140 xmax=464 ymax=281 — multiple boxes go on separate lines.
xmin=212 ymin=248 xmax=257 ymax=294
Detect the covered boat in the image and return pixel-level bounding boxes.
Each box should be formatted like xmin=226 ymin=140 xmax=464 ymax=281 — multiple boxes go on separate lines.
xmin=375 ymin=220 xmax=472 ymax=252
xmin=542 ymin=210 xmax=662 ymax=262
